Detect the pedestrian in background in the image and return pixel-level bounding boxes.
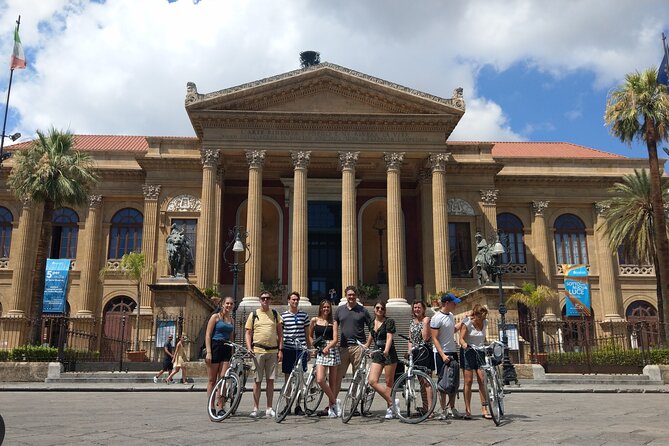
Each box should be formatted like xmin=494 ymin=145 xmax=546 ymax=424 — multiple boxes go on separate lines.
xmin=153 ymin=334 xmax=174 ymax=383
xmin=167 ymin=334 xmax=188 ymax=384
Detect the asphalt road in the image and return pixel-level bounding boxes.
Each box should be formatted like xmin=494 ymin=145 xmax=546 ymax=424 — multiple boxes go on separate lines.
xmin=1 ymin=390 xmax=668 ymax=445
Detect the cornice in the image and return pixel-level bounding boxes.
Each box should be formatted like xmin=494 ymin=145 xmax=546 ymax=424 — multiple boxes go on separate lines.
xmin=137 ymin=157 xmax=202 ymax=170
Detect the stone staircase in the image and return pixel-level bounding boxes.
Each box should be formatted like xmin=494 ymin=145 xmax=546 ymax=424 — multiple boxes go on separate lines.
xmin=537 ymin=373 xmax=663 ymax=386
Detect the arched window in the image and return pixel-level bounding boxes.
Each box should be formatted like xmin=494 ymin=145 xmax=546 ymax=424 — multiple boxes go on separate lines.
xmin=554 ymin=214 xmax=588 ymax=265
xmin=497 ymin=213 xmax=526 ymax=264
xmin=0 ymin=207 xmax=13 ymax=258
xmin=51 ymin=208 xmax=79 ymax=259
xmin=626 ymin=300 xmax=658 ymax=321
xmin=108 ymin=208 xmax=143 ymax=259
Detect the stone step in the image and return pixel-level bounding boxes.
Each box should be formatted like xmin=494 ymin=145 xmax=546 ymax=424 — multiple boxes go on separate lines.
xmin=541 ymin=373 xmax=661 ymax=385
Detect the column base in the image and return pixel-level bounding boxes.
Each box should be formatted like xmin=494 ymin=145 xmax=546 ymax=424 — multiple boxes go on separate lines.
xmin=602 ymin=314 xmax=625 ymax=323
xmin=541 ymin=312 xmax=558 ymax=322
xmin=238 ymin=297 xmax=261 ymax=308
xmin=6 ymin=309 xmax=25 ymax=316
xmin=386 ymin=298 xmax=410 ymax=308
xmin=75 ymin=310 xmax=94 ymax=317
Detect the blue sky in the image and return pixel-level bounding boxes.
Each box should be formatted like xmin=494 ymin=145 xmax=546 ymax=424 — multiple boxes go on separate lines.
xmin=0 ymin=0 xmax=668 ymax=163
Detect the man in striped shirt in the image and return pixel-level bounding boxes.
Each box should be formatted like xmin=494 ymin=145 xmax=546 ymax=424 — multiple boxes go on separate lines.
xmin=281 ymin=291 xmax=311 ymax=416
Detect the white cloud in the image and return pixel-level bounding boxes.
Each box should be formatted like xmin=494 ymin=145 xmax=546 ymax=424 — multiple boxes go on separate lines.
xmin=451 ymin=98 xmax=522 ymax=142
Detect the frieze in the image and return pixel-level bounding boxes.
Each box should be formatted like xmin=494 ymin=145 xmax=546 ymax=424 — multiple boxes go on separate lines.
xmin=166 ymin=195 xmax=201 ymax=212
xmin=338 ymin=151 xmax=359 ymax=170
xmin=245 ymin=150 xmax=267 ymax=169
xmin=88 ymin=194 xmax=103 ymax=209
xmin=384 ymin=152 xmax=405 ymax=171
xmin=428 ymin=153 xmax=451 ymax=172
xmin=142 ymin=184 xmax=162 ymax=200
xmin=448 ymin=198 xmax=475 ymax=216
xmin=200 ymin=148 xmax=220 ymax=167
xmin=532 ymin=200 xmax=550 ymax=216
xmin=479 ymin=189 xmax=499 ymax=205
xmin=291 ymin=151 xmax=311 ymax=169
xmin=213 ymin=128 xmax=435 ymax=144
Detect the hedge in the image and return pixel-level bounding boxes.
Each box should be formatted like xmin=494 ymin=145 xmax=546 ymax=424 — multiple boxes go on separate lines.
xmin=0 ymin=346 xmax=100 ymax=362
xmin=548 ymin=347 xmax=669 ymax=366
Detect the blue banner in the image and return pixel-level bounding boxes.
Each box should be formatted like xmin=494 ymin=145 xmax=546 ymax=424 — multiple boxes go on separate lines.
xmin=563 ymin=264 xmax=591 ymax=317
xmin=43 ymin=259 xmax=71 ymax=313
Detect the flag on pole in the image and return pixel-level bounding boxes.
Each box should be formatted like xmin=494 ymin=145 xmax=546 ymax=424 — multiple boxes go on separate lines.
xmin=10 ymin=25 xmax=26 ymax=70
xmin=659 ymin=35 xmax=669 ymax=87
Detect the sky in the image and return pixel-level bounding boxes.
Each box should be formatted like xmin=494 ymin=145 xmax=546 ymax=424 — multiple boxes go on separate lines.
xmin=1 ymin=0 xmax=669 ymax=163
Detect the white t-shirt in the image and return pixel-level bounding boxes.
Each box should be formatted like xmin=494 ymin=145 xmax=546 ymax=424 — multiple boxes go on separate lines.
xmin=462 ymin=318 xmax=487 ymax=348
xmin=430 ymin=310 xmax=457 ymax=353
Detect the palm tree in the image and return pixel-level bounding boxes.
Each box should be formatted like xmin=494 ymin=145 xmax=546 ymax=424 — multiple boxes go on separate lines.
xmin=600 ymin=169 xmax=669 ymax=338
xmin=605 ymin=68 xmax=669 ymax=338
xmin=507 ymin=282 xmax=558 ymax=362
xmin=100 ymin=252 xmax=147 ymax=352
xmin=7 ymin=128 xmax=98 ymax=344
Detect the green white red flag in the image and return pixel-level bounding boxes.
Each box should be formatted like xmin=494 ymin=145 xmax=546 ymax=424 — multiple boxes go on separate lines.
xmin=10 ymin=25 xmax=26 ymax=70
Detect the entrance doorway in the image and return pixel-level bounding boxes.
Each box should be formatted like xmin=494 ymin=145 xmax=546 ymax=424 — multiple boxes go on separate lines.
xmin=307 ymin=201 xmax=342 ymax=305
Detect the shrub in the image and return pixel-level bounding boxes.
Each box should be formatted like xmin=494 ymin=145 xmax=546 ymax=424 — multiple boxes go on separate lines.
xmin=10 ymin=345 xmax=58 ymax=361
xmin=547 ymin=347 xmax=669 ymax=366
xmin=0 ymin=350 xmax=10 ymax=361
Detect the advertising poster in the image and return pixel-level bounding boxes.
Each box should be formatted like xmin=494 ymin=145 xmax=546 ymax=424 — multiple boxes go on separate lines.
xmin=563 ymin=264 xmax=591 ymax=317
xmin=42 ymin=259 xmax=71 ymax=313
xmin=155 ymin=320 xmax=176 ymax=348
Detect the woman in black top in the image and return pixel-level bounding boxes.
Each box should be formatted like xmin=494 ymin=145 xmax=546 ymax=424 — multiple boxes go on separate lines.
xmin=366 ymin=301 xmax=399 ymax=419
xmin=308 ymin=300 xmax=340 ymax=417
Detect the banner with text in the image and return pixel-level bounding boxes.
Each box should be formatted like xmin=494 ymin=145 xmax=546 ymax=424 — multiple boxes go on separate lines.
xmin=562 ymin=264 xmax=591 ymax=317
xmin=43 ymin=259 xmax=71 ymax=313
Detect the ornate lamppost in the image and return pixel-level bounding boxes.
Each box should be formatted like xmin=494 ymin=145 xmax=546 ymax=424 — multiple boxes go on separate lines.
xmin=373 ymin=213 xmax=387 ymax=284
xmin=491 ymin=231 xmax=519 ymax=385
xmin=223 ymin=226 xmax=251 ymax=311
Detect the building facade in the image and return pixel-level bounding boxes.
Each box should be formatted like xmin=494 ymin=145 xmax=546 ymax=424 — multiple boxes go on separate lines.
xmin=0 ymin=62 xmax=661 ymax=351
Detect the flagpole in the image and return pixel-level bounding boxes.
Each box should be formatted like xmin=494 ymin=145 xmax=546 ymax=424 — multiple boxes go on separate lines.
xmin=0 ymin=15 xmax=21 ymax=164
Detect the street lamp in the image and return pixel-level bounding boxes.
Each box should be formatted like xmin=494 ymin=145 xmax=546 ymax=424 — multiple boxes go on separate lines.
xmin=491 ymin=231 xmax=518 ymax=385
xmin=0 ymin=132 xmax=19 ymax=163
xmin=372 ymin=212 xmax=387 ymax=284
xmin=223 ymin=226 xmax=251 ymax=311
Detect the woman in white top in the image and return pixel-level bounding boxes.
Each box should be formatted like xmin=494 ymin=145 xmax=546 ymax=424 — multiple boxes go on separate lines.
xmin=458 ymin=304 xmax=491 ymax=419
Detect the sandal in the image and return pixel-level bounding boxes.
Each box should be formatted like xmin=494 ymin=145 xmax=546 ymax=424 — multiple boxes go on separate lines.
xmin=482 ymin=404 xmax=492 ymax=419
xmin=464 ymin=413 xmax=472 ymax=420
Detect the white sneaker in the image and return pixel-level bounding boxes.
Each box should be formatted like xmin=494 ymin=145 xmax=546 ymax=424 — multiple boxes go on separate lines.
xmin=152 ymin=376 xmax=158 ymax=384
xmin=328 ymin=405 xmax=337 ymax=418
xmin=436 ymin=408 xmax=448 ymax=420
xmin=249 ymin=408 xmax=258 ymax=418
xmin=449 ymin=407 xmax=462 ymax=419
xmin=335 ymin=399 xmax=342 ymax=417
xmin=266 ymin=408 xmax=276 ymax=418
xmin=385 ymin=407 xmax=394 ymax=419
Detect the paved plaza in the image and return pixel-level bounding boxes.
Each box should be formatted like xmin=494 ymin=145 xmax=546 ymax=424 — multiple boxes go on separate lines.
xmin=1 ymin=390 xmax=668 ymax=445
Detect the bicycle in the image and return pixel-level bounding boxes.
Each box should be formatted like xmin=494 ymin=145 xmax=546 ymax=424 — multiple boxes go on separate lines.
xmin=274 ymin=339 xmax=324 ymax=423
xmin=391 ymin=334 xmax=437 ymax=424
xmin=208 ymin=341 xmax=256 ymax=422
xmin=470 ymin=341 xmax=505 ymax=426
xmin=340 ymin=341 xmax=383 ymax=423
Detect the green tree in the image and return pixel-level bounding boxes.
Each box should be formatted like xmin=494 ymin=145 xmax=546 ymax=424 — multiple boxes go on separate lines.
xmin=507 ymin=282 xmax=558 ymax=361
xmin=605 ymin=67 xmax=669 ymax=338
xmin=100 ymin=252 xmax=147 ymax=351
xmin=7 ymin=128 xmax=98 ymax=343
xmin=600 ymin=169 xmax=669 ymax=336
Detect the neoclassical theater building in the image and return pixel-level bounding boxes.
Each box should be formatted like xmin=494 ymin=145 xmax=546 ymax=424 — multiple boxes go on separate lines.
xmin=0 ymin=61 xmax=661 ymax=350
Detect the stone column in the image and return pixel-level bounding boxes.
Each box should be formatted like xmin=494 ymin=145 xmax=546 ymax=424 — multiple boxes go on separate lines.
xmin=594 ymin=202 xmax=623 ymax=321
xmin=212 ymin=166 xmax=224 ymax=287
xmin=291 ymin=151 xmax=311 ymax=299
xmin=196 ymin=149 xmax=220 ymax=287
xmin=429 ymin=153 xmax=451 ymax=294
xmin=531 ymin=200 xmax=556 ymax=320
xmin=480 ymin=189 xmax=499 ymax=240
xmin=385 ymin=152 xmax=408 ymax=306
xmin=242 ymin=150 xmax=266 ymax=302
xmin=418 ymin=169 xmax=435 ymax=300
xmin=339 ymin=151 xmax=359 ymax=293
xmin=8 ymin=198 xmax=38 ymax=315
xmin=140 ymin=184 xmax=161 ymax=312
xmin=76 ymin=195 xmax=103 ymax=316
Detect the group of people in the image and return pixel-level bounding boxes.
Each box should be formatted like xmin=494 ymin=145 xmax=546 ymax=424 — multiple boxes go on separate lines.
xmin=203 ymin=286 xmax=493 ymax=421
xmin=153 ymin=333 xmax=189 ymax=385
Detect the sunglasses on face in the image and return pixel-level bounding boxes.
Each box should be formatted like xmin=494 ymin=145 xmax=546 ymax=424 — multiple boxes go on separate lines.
xmin=260 ymin=296 xmax=271 ymax=300
xmin=375 ymin=306 xmax=385 ymax=311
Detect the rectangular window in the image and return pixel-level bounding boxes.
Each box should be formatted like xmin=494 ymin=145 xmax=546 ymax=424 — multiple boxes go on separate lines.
xmin=449 ymin=222 xmax=472 ymax=278
xmin=171 ymin=219 xmax=197 ymax=274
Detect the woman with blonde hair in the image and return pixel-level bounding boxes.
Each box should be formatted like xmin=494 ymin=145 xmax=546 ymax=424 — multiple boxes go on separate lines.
xmin=205 ymin=296 xmax=235 ymax=418
xmin=308 ymin=299 xmax=340 ymax=417
xmin=458 ymin=304 xmax=491 ymax=419
xmin=407 ymin=300 xmax=433 ymax=416
xmin=166 ymin=334 xmax=188 ymax=384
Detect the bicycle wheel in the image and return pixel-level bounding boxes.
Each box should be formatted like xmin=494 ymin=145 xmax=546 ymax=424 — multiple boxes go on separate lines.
xmin=274 ymin=371 xmax=298 ymax=423
xmin=230 ymin=365 xmax=247 ymax=415
xmin=483 ymin=369 xmax=501 ymax=426
xmin=341 ymin=373 xmax=363 ymax=423
xmin=302 ymin=370 xmax=324 ymax=415
xmin=391 ymin=370 xmax=436 ymax=424
xmin=361 ymin=382 xmax=375 ymax=416
xmin=208 ymin=373 xmax=240 ymax=422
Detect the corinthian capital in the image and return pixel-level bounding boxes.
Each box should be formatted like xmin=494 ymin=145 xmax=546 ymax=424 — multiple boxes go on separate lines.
xmin=417 ymin=168 xmax=432 ymax=183
xmin=428 ymin=152 xmax=451 ymax=172
xmin=201 ymin=149 xmax=220 ymax=168
xmin=88 ymin=194 xmax=103 ymax=209
xmin=338 ymin=151 xmax=359 ymax=170
xmin=532 ymin=200 xmax=550 ymax=216
xmin=245 ymin=150 xmax=266 ymax=169
xmin=480 ymin=189 xmax=499 ymax=205
xmin=291 ymin=150 xmax=311 ymax=169
xmin=384 ymin=152 xmax=405 ymax=171
xmin=142 ymin=184 xmax=162 ymax=201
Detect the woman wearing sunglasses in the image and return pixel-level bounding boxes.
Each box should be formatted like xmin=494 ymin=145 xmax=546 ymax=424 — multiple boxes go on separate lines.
xmin=366 ymin=301 xmax=399 ymax=419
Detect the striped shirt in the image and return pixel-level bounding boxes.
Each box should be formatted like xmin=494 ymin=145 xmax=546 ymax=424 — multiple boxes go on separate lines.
xmin=280 ymin=309 xmax=309 ymax=350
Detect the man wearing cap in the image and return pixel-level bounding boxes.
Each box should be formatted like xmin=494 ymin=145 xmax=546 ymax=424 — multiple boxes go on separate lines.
xmin=431 ymin=292 xmax=462 ymax=419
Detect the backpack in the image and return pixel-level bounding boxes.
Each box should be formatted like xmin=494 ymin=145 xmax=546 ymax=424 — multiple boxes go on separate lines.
xmin=251 ymin=308 xmax=279 ymax=330
xmin=437 ymin=358 xmax=460 ymax=394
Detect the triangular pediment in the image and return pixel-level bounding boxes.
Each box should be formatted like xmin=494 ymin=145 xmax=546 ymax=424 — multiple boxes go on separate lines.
xmin=185 ymin=62 xmax=465 ymax=115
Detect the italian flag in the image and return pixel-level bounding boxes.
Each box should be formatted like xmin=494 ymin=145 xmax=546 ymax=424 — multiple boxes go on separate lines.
xmin=10 ymin=26 xmax=26 ymax=70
